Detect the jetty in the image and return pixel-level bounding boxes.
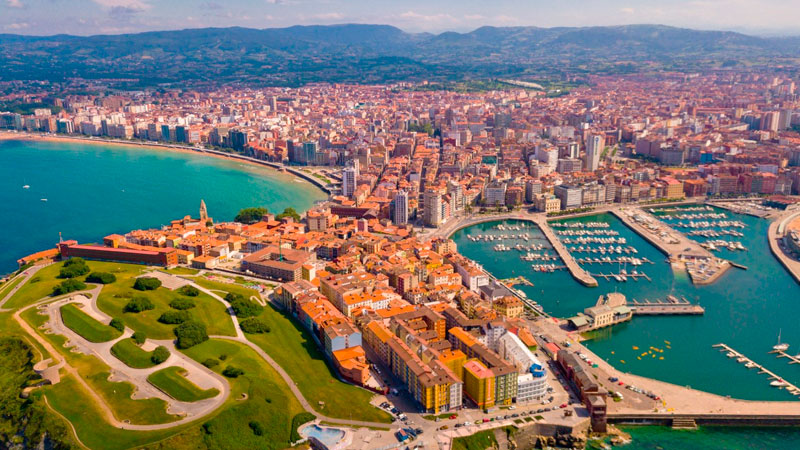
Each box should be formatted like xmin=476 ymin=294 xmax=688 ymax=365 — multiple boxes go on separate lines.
xmin=713 ymin=343 xmax=800 ymax=396
xmin=773 ymin=351 xmax=800 ymax=365
xmin=536 ymin=219 xmax=599 ymax=287
xmin=591 ymin=272 xmax=652 ymax=282
xmin=628 ymin=297 xmax=704 ymax=315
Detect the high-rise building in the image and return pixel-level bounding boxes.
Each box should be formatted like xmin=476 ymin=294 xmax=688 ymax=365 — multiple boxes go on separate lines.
xmin=585 ymin=134 xmax=605 ymax=171
xmin=342 ymin=160 xmax=359 ymax=198
xmin=447 ymin=180 xmax=463 ymax=212
xmin=303 ymin=141 xmax=318 ymax=165
xmin=394 ymin=190 xmax=409 ymax=225
xmin=423 ymin=190 xmax=443 ymax=227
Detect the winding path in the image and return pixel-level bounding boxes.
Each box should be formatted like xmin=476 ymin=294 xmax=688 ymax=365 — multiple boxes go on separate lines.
xmin=0 ymin=263 xmax=47 ymax=311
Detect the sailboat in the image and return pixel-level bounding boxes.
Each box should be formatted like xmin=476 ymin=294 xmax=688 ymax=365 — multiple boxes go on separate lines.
xmin=774 ymin=329 xmax=790 ymax=352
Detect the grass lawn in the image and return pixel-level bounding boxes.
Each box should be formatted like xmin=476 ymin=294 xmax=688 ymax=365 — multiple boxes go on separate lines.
xmin=244 ymin=303 xmax=391 ymax=424
xmin=147 ymin=366 xmax=218 ymax=402
xmin=95 ymin=270 xmax=235 ymax=339
xmin=423 ymin=412 xmax=457 ymax=420
xmin=3 ymin=263 xmax=65 ymax=310
xmin=21 ymin=306 xmax=177 ymax=425
xmin=0 ymin=274 xmax=24 ymax=299
xmin=60 ymin=303 xmax=121 ymax=343
xmin=179 ymin=339 xmax=307 ymax=449
xmin=194 ymin=277 xmax=260 ymax=300
xmin=110 ymin=338 xmax=164 ymax=369
xmin=160 ymin=267 xmax=200 ymax=276
xmin=452 ymin=429 xmax=498 ymax=450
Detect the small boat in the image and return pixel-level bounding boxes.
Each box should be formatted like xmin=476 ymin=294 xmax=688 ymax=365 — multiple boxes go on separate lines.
xmin=40 ymin=198 xmax=48 ymax=202
xmin=774 ymin=329 xmax=790 ymax=352
xmin=22 ymin=185 xmax=30 ymax=189
xmin=745 ymin=362 xmax=757 ymax=369
xmin=771 ymin=379 xmax=789 ymax=387
xmin=737 ymin=357 xmax=747 ymax=363
xmin=726 ymin=352 xmax=736 ymax=358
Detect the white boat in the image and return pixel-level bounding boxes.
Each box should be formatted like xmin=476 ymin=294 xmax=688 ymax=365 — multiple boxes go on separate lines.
xmin=774 ymin=329 xmax=790 ymax=352
xmin=22 ymin=185 xmax=30 ymax=189
xmin=771 ymin=379 xmax=789 ymax=387
xmin=40 ymin=198 xmax=48 ymax=202
xmin=745 ymin=362 xmax=757 ymax=369
xmin=726 ymin=352 xmax=736 ymax=358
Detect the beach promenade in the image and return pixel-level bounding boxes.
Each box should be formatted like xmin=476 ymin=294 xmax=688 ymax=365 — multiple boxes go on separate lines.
xmin=767 ymin=208 xmax=800 ymax=285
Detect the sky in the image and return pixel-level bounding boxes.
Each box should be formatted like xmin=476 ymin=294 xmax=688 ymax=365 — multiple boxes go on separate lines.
xmin=2 ymin=0 xmax=800 ymax=36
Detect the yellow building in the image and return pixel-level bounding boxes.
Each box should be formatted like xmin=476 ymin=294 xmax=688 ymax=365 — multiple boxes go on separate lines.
xmin=463 ymin=359 xmax=495 ymax=410
xmin=493 ymin=296 xmax=523 ymax=318
xmin=439 ymin=349 xmax=467 ymax=381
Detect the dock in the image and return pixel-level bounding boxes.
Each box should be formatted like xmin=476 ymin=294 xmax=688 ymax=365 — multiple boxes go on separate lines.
xmin=536 ymin=219 xmax=598 ymax=287
xmin=628 ymin=297 xmax=704 ymax=315
xmin=773 ymin=351 xmax=800 ymax=365
xmin=713 ymin=343 xmax=800 ymax=396
xmin=591 ymin=272 xmax=652 ymax=282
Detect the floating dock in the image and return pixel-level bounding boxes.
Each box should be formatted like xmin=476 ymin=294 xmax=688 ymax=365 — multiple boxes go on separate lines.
xmin=536 ymin=219 xmax=598 ymax=287
xmin=591 ymin=272 xmax=652 ymax=282
xmin=713 ymin=343 xmax=800 ymax=396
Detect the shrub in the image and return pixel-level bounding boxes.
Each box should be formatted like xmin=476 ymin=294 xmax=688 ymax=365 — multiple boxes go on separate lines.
xmin=124 ymin=296 xmax=154 ymax=313
xmin=85 ymin=272 xmax=116 ymax=284
xmin=109 ymin=318 xmax=125 ymax=332
xmin=177 ymin=285 xmax=199 ymax=297
xmin=133 ymin=277 xmax=162 ymax=291
xmin=234 ymin=207 xmax=268 ymax=225
xmin=218 ymin=354 xmax=227 ymax=361
xmin=239 ymin=318 xmax=270 ymax=334
xmin=173 ymin=321 xmax=208 ymax=349
xmin=131 ymin=331 xmax=147 ymax=345
xmin=222 ymin=365 xmax=244 ymax=378
xmin=52 ymin=279 xmax=86 ymax=296
xmin=150 ymin=346 xmax=170 ymax=364
xmin=290 ymin=413 xmax=316 ymax=442
xmin=59 ymin=258 xmax=90 ymax=279
xmin=226 ymin=293 xmax=263 ymax=318
xmin=249 ymin=421 xmax=264 ymax=436
xmin=202 ymin=358 xmax=219 ymax=368
xmin=169 ymin=297 xmax=196 ymax=310
xmin=158 ymin=310 xmax=191 ymax=324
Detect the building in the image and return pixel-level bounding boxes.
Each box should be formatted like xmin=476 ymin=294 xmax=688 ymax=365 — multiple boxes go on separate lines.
xmin=554 ymin=185 xmax=582 ymax=210
xmin=484 ymin=181 xmax=507 ymax=207
xmin=57 ymin=240 xmax=177 ymax=266
xmin=423 ymin=190 xmax=443 ymax=227
xmin=342 ymin=161 xmax=359 ymax=198
xmin=463 ymin=360 xmax=495 ymax=410
xmin=394 ymin=190 xmax=409 ymax=225
xmin=492 ymin=296 xmax=523 ymax=318
xmin=241 ymin=246 xmax=315 ymax=281
xmin=585 ymin=133 xmax=604 ymax=171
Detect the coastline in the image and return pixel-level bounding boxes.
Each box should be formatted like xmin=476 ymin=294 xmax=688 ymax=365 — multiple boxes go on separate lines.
xmin=0 ymin=131 xmax=332 ymax=196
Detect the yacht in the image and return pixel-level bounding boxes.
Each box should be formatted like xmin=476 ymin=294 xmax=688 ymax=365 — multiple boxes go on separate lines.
xmin=40 ymin=198 xmax=48 ymax=202
xmin=774 ymin=329 xmax=790 ymax=352
xmin=771 ymin=379 xmax=789 ymax=387
xmin=745 ymin=362 xmax=757 ymax=369
xmin=22 ymin=185 xmax=30 ymax=189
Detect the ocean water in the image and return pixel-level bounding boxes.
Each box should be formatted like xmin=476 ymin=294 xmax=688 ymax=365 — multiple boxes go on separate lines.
xmin=0 ymin=139 xmax=326 ymax=274
xmin=452 ymin=209 xmax=800 ymax=447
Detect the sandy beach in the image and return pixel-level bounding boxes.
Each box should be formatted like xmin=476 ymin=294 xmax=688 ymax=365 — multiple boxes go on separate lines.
xmin=0 ymin=131 xmax=331 ymax=194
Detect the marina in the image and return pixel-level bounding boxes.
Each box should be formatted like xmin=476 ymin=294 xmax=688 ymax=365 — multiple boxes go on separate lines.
xmin=713 ymin=343 xmax=800 ymax=396
xmin=591 ymin=272 xmax=652 ymax=282
xmin=577 ymin=256 xmax=653 ymax=265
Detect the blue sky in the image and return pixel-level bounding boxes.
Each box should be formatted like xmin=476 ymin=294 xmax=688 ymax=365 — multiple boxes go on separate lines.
xmin=2 ymin=0 xmax=799 ymax=36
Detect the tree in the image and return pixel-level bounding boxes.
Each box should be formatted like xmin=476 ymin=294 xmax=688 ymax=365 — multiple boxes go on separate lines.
xmin=173 ymin=321 xmax=208 ymax=349
xmin=52 ymin=279 xmax=86 ymax=296
xmin=226 ymin=293 xmax=263 ymax=318
xmin=276 ymin=207 xmax=301 ymax=222
xmin=158 ymin=310 xmax=191 ymax=324
xmin=222 ymin=365 xmax=244 ymax=378
xmin=249 ymin=421 xmax=264 ymax=436
xmin=150 ymin=346 xmax=170 ymax=364
xmin=124 ymin=296 xmax=155 ymax=313
xmin=234 ymin=207 xmax=269 ymax=224
xmin=169 ymin=297 xmax=196 ymax=310
xmin=58 ymin=258 xmax=90 ymax=279
xmin=132 ymin=331 xmax=147 ymax=345
xmin=239 ymin=318 xmax=270 ymax=334
xmin=202 ymin=358 xmax=219 ymax=368
xmin=134 ymin=277 xmax=162 ymax=291
xmin=86 ymin=272 xmax=116 ymax=284
xmin=177 ymin=285 xmax=200 ymax=297
xmin=109 ymin=318 xmax=124 ymax=332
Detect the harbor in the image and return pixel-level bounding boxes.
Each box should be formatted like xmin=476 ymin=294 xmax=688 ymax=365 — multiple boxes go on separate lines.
xmin=591 ymin=272 xmax=652 ymax=282
xmin=537 ymin=218 xmax=599 ymax=287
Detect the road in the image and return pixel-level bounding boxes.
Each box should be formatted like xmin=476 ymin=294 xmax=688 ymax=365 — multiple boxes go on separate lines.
xmin=0 ymin=263 xmax=47 ymax=311
xmin=768 ymin=207 xmax=800 ymax=285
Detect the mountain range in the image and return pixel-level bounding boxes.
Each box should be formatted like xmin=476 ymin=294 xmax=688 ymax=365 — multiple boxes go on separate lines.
xmin=1 ymin=24 xmax=799 ymax=87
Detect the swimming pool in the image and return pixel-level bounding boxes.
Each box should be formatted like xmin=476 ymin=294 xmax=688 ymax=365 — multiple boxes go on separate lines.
xmin=300 ymin=424 xmax=345 ymax=448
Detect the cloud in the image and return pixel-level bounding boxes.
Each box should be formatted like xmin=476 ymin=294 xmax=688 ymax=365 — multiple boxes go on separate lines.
xmin=313 ymin=12 xmax=344 ymax=20
xmin=92 ymin=0 xmax=150 ymax=10
xmin=6 ymin=0 xmax=23 ymax=8
xmin=4 ymin=22 xmax=29 ymax=30
xmin=398 ymin=11 xmax=456 ymax=23
xmin=200 ymin=1 xmax=223 ymax=10
xmin=463 ymin=14 xmax=485 ymax=21
xmin=620 ymin=7 xmax=635 ymax=14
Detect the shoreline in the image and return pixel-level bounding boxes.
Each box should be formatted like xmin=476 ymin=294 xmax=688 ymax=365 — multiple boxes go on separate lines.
xmin=0 ymin=131 xmax=332 ymax=196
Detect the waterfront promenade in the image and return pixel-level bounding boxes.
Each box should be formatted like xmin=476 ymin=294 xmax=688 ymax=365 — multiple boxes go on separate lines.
xmin=767 ymin=208 xmax=800 ymax=285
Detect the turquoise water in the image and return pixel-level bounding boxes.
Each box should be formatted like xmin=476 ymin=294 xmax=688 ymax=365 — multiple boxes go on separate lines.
xmin=0 ymin=139 xmax=326 ymax=274
xmin=452 ymin=209 xmax=800 ymax=446
xmin=300 ymin=424 xmax=345 ymax=447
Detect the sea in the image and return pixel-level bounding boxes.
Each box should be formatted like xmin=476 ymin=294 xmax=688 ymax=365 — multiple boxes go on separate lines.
xmin=0 ymin=138 xmax=326 ymax=274
xmin=452 ymin=207 xmax=800 ymax=447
